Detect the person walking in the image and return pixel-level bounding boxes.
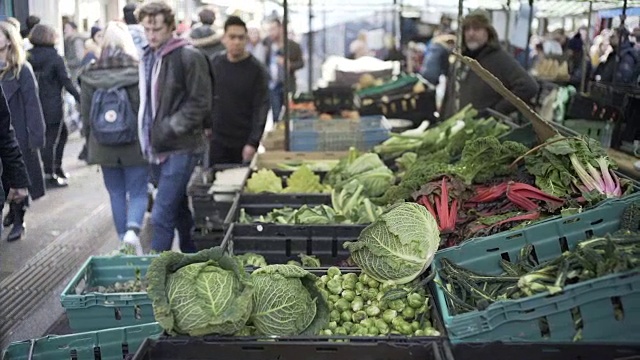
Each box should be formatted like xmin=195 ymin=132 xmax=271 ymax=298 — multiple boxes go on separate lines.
xmin=123 ymin=3 xmax=148 ymax=56
xmin=137 ymin=2 xmax=212 ymax=253
xmin=188 ymin=8 xmax=224 ymax=58
xmin=28 ymin=24 xmax=81 ymax=188
xmin=443 ymin=9 xmax=538 ymax=118
xmin=247 ymin=22 xmax=266 ymax=64
xmin=79 ymin=21 xmax=147 ymax=254
xmin=0 ymin=86 xmax=30 ymax=239
xmin=210 ymin=16 xmax=269 ymax=166
xmin=63 ymin=21 xmax=85 ymax=83
xmin=0 ymin=22 xmax=45 ymax=242
xmin=263 ymin=18 xmax=303 ymax=122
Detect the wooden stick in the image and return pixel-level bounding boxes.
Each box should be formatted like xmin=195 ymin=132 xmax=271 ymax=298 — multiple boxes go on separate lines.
xmin=452 ymin=52 xmax=559 ymax=142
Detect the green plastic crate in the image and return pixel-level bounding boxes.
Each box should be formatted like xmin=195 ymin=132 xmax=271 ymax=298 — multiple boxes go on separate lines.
xmin=60 ymin=256 xmax=157 ymax=333
xmin=1 ymin=323 xmax=163 ymax=360
xmin=433 ymin=195 xmax=640 ymax=344
xmin=563 ymin=119 xmax=613 ymax=148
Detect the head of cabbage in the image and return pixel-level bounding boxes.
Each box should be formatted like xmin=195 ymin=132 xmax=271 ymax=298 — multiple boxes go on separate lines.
xmin=250 ymin=264 xmax=329 ymax=336
xmin=146 ymin=247 xmax=254 ymax=336
xmin=343 ymin=202 xmax=440 ymax=285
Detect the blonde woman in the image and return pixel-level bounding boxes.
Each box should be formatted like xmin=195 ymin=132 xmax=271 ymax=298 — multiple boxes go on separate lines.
xmin=0 ymin=21 xmax=46 ymax=242
xmin=79 ymin=21 xmax=146 ymax=254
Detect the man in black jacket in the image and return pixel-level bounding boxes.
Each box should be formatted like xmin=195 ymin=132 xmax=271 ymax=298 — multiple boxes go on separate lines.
xmin=137 ymin=2 xmax=213 ymax=253
xmin=210 ymin=16 xmax=269 ymax=165
xmin=0 ymin=87 xmax=30 ymax=239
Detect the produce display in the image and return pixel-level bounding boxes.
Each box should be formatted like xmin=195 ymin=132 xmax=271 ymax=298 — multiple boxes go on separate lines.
xmin=84 ymin=267 xmax=146 ymax=294
xmin=245 ymin=166 xmax=331 ymax=194
xmin=236 ymin=252 xmax=322 ymax=268
xmin=239 ymin=180 xmax=384 ymax=225
xmin=317 ymin=268 xmax=440 ymax=337
xmin=326 ymin=150 xmax=395 ymax=198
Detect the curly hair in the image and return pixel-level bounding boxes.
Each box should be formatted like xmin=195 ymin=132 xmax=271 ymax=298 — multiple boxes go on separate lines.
xmin=136 ymin=1 xmax=176 ymax=31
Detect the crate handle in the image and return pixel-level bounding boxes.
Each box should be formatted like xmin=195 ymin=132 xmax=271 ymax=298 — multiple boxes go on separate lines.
xmin=27 ymin=339 xmax=35 ymax=360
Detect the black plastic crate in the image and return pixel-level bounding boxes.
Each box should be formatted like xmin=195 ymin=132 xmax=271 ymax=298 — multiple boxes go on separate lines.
xmin=451 ymin=342 xmax=640 ymax=360
xmin=220 ymin=223 xmax=361 ymax=267
xmin=130 ymin=337 xmax=449 ymax=360
xmin=192 ymin=227 xmax=225 ymax=251
xmin=224 ymin=193 xmax=333 ymax=227
xmin=313 ymin=86 xmax=360 ymax=114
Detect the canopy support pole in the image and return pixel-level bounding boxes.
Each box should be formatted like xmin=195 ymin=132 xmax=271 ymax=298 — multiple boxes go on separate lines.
xmin=524 ymin=0 xmax=534 ymax=69
xmin=581 ymin=0 xmax=593 ymax=93
xmin=454 ymin=0 xmax=464 ymax=114
xmin=284 ymin=0 xmax=290 ymax=151
xmin=308 ymin=0 xmax=313 ymax=92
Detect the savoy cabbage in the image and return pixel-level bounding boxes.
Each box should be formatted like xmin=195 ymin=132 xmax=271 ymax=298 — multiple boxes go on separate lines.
xmin=250 ymin=264 xmax=329 ymax=336
xmin=344 ymin=202 xmax=440 ymax=285
xmin=146 ymin=248 xmax=254 ymax=336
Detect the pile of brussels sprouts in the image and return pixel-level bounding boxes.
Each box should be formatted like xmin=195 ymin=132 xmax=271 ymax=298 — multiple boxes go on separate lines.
xmin=316 ymin=267 xmax=440 ymax=337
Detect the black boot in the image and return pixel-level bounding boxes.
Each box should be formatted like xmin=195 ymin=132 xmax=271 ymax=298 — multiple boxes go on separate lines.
xmin=3 ymin=205 xmax=13 ymax=227
xmin=7 ymin=201 xmax=25 ymax=242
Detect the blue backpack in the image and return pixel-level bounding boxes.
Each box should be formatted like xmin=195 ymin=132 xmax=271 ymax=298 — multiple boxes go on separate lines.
xmin=90 ymin=87 xmax=137 ymax=146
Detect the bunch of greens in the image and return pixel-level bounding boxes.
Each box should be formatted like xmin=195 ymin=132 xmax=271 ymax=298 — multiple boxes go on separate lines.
xmin=326 ymin=149 xmax=395 ymax=198
xmin=344 ymin=202 xmax=440 ymax=285
xmin=438 ymin=202 xmax=640 ymax=322
xmin=276 ymin=160 xmax=339 ymax=173
xmin=146 ymin=248 xmax=254 ymax=336
xmin=236 ymin=253 xmax=322 ymax=268
xmin=377 ymin=137 xmax=529 ymax=205
xmin=525 ymin=135 xmax=630 ymax=202
xmin=316 ymin=267 xmax=440 ymax=337
xmin=249 ymin=265 xmax=329 ymax=336
xmin=245 ymin=166 xmax=330 ymax=194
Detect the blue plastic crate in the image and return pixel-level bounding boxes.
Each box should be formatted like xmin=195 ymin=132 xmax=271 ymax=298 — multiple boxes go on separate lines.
xmin=1 ymin=323 xmax=163 ymax=360
xmin=60 ymin=255 xmax=157 ymax=333
xmin=433 ymin=195 xmax=640 ymax=344
xmin=290 ymin=116 xmax=391 ymax=152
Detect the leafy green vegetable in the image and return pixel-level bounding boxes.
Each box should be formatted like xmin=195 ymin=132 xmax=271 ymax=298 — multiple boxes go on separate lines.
xmin=299 ymin=254 xmax=322 ymax=267
xmin=245 ymin=169 xmax=283 ymax=193
xmin=337 ymin=153 xmax=395 ymax=198
xmin=146 ymin=248 xmax=254 ymax=336
xmin=250 ymin=265 xmax=329 ymax=336
xmin=283 ymin=165 xmax=329 ymax=193
xmin=455 ymin=137 xmax=529 ymax=185
xmin=395 ymin=152 xmax=417 ymax=178
xmin=344 ymin=203 xmax=440 ymax=285
xmin=237 ymin=253 xmax=268 ymax=268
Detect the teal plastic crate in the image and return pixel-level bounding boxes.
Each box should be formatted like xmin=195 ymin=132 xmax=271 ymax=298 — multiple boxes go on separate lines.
xmin=1 ymin=323 xmax=163 ymax=360
xmin=433 ymin=195 xmax=640 ymax=344
xmin=60 ymin=255 xmax=157 ymax=333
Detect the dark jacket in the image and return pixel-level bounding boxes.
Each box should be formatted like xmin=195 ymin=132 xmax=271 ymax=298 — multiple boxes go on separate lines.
xmin=420 ymin=40 xmax=451 ymax=85
xmin=28 ymin=45 xmax=81 ymax=125
xmin=594 ymin=41 xmax=640 ymax=85
xmin=444 ymin=42 xmax=539 ymax=118
xmin=264 ymin=38 xmax=304 ymax=92
xmin=190 ymin=25 xmax=225 ymax=59
xmin=79 ymin=54 xmax=147 ymax=167
xmin=210 ymin=53 xmax=269 ymax=148
xmin=1 ymin=64 xmax=46 ymax=200
xmin=139 ymin=38 xmax=212 ymax=156
xmin=0 ymin=87 xmax=30 ymax=205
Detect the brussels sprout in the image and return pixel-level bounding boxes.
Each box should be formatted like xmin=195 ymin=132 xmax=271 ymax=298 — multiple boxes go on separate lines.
xmin=341 ymin=290 xmax=356 ymax=302
xmin=341 ymin=310 xmax=354 ymax=323
xmin=327 ymin=321 xmax=338 ymax=330
xmin=389 ymin=299 xmax=406 ymax=312
xmin=399 ymin=323 xmax=414 ymax=335
xmin=344 ymin=273 xmax=358 ymax=283
xmin=330 ymin=310 xmax=341 ymax=322
xmin=425 ymin=328 xmax=441 ymax=336
xmin=319 ymin=275 xmax=330 ymax=285
xmin=360 ymin=318 xmax=374 ymax=328
xmin=342 ymin=321 xmax=354 ymax=332
xmin=334 ymin=326 xmax=348 ymax=335
xmin=368 ymin=279 xmax=380 ymax=289
xmin=413 ymin=329 xmax=425 ymax=336
xmin=382 ymin=309 xmax=397 ymax=324
xmin=380 ymin=282 xmax=394 ymax=293
xmin=415 ymin=304 xmax=427 ymax=315
xmin=352 ymin=311 xmax=367 ymax=323
xmin=361 ymin=289 xmax=373 ymax=301
xmin=365 ymin=305 xmax=381 ymax=317
xmin=391 ymin=317 xmax=407 ymax=329
xmin=378 ymin=325 xmax=390 ymax=335
xmin=351 ymin=297 xmax=365 ymax=312
xmin=407 ymin=293 xmax=425 ymax=309
xmin=321 ymin=329 xmax=333 ymax=336
xmin=422 ymin=320 xmax=432 ymax=329
xmin=327 ymin=302 xmax=334 ymax=311
xmin=355 ymin=282 xmax=365 ymax=294
xmin=355 ymin=327 xmax=369 ymax=336
xmin=328 ymin=294 xmax=340 ymax=303
xmin=327 ymin=278 xmax=343 ymax=295
xmin=411 ymin=321 xmax=421 ymax=332
xmin=390 ymin=330 xmax=401 ymax=335
xmin=335 ymin=298 xmax=351 ymax=312
xmin=342 ymin=279 xmax=356 ymax=291
xmin=359 ymin=273 xmax=370 ymax=284
xmin=350 ymin=323 xmax=361 ymax=334
xmin=368 ymin=327 xmax=380 ymax=336
xmin=402 ymin=306 xmax=416 ymax=320
xmin=327 ymin=267 xmax=342 ymax=278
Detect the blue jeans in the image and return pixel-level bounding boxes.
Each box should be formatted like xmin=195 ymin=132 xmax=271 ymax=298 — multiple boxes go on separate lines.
xmin=150 ymin=153 xmax=199 ymax=253
xmin=269 ymin=84 xmax=284 ymax=122
xmin=101 ymin=165 xmax=150 ymax=239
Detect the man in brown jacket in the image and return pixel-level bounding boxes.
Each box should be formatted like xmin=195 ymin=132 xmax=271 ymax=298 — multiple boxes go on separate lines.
xmin=443 ymin=10 xmax=538 ymax=119
xmin=264 ymin=18 xmax=304 ymax=122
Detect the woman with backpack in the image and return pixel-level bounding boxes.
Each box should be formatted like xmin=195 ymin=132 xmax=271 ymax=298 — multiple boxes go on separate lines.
xmin=79 ymin=21 xmax=147 ymax=255
xmin=28 ymin=24 xmax=81 ymax=188
xmin=0 ymin=21 xmax=46 ymax=242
